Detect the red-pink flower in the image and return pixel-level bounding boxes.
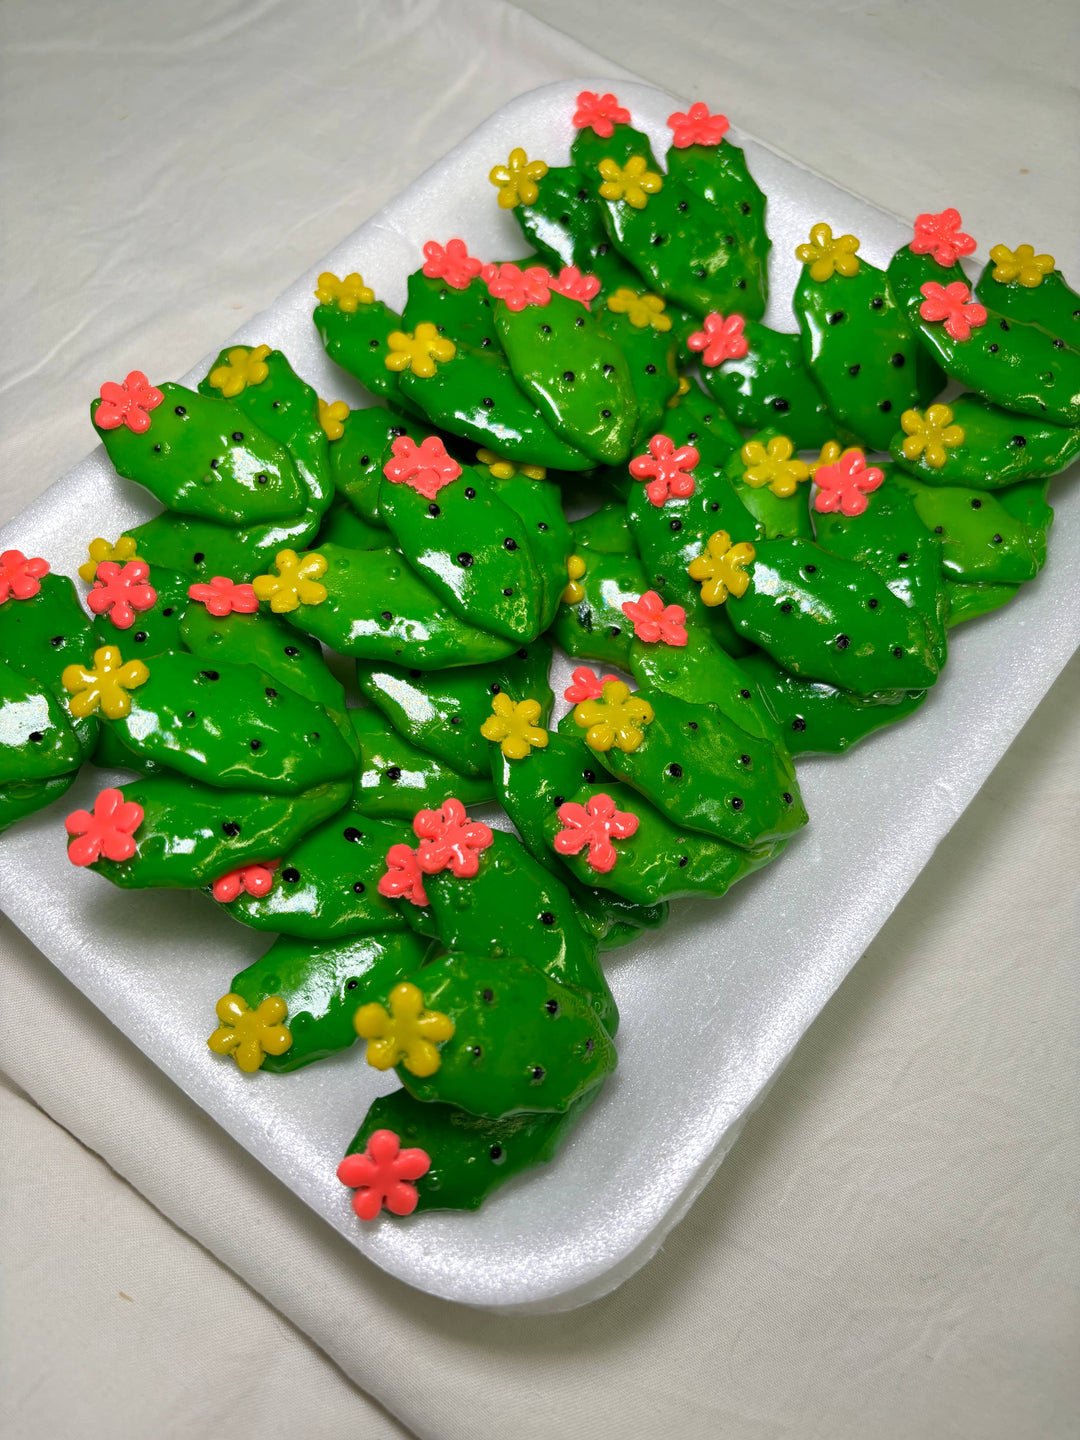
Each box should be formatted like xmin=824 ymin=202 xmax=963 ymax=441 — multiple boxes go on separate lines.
xmin=0 ymin=549 xmax=49 ymax=603
xmin=413 ymin=798 xmax=493 ymax=879
xmin=187 ymin=574 xmax=259 ymax=617
xmin=628 ymin=434 xmax=699 ymax=507
xmin=377 ymin=843 xmax=429 ymax=907
xmin=621 ymin=590 xmax=688 ymax=646
xmin=211 ymin=861 xmax=279 ymax=903
xmin=572 ymin=90 xmax=630 ymax=138
xmin=686 ymin=311 xmax=748 ymax=367
xmin=337 ymin=1128 xmax=431 ymax=1221
xmin=919 ymin=280 xmax=987 ymax=342
xmin=910 ymin=208 xmax=976 ymax=269
xmin=65 ymin=788 xmax=144 ymax=867
xmin=94 ymin=370 xmax=163 ymax=434
xmin=86 ymin=560 xmax=157 ymax=630
xmin=554 ymin=792 xmax=639 ymax=874
xmin=549 ymin=266 xmax=601 ymax=309
xmin=813 ymin=448 xmax=884 ymax=517
xmin=563 ymin=666 xmax=620 ymax=704
xmin=482 ymin=261 xmax=552 ymax=312
xmin=382 ymin=435 xmax=462 ymax=501
xmin=667 ymin=101 xmax=730 ymax=149
xmin=421 ymin=238 xmax=483 ymax=290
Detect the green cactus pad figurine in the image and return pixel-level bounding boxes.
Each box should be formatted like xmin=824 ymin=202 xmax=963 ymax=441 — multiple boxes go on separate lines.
xmin=660 ymin=376 xmax=743 ymax=469
xmin=369 ymin=951 xmax=616 ymax=1119
xmin=891 ymin=395 xmax=1080 ymax=489
xmin=344 ymin=1086 xmax=598 ymax=1213
xmin=597 ymin=289 xmax=682 ymax=442
xmin=891 ymin=472 xmax=1051 ymax=584
xmin=224 ymin=928 xmax=435 ymax=1073
xmin=326 ymin=405 xmax=426 ymax=525
xmin=93 ymin=376 xmax=307 ymax=526
xmin=503 ymin=159 xmax=642 ymax=294
xmin=83 ymin=773 xmax=351 ymax=889
xmin=724 ymin=431 xmax=816 ymax=542
xmin=218 ymin=806 xmax=412 ymax=939
xmin=978 ymin=242 xmax=1080 ymax=343
xmin=356 ymin=641 xmax=552 ymax=779
xmin=0 ymin=659 xmax=83 ymax=785
xmin=401 ymin=259 xmax=501 ymax=352
xmin=793 ymin=225 xmax=942 ymax=450
xmin=481 ymin=459 xmax=574 ymax=632
xmin=180 ymin=601 xmax=346 ymax=714
xmin=627 ymin=628 xmax=782 ymax=745
xmin=350 ymin=707 xmax=493 ymax=817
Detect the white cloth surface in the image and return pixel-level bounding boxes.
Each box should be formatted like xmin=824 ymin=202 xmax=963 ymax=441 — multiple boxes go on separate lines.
xmin=0 ymin=1 xmax=1077 ymax=1436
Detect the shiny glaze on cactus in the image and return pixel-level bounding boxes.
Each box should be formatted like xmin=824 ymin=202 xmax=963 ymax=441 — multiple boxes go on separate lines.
xmin=0 ymin=660 xmax=82 ymax=784
xmin=889 ymin=394 xmax=1080 ymax=489
xmin=350 ymin=707 xmax=493 ymax=817
xmin=122 ymin=507 xmax=321 ymax=584
xmin=0 ymin=573 xmax=99 ymax=759
xmin=699 ymin=318 xmax=836 ymax=448
xmin=663 ymin=133 xmax=770 ymax=308
xmin=892 ymin=473 xmax=1051 ymax=584
xmin=180 ymin=603 xmax=346 ymax=712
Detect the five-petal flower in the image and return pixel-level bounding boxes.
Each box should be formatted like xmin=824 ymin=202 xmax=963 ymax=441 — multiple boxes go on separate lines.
xmin=78 ymin=535 xmax=138 ymax=584
xmin=384 ymin=322 xmax=456 ymax=378
xmin=480 ymin=693 xmax=550 ymax=760
xmin=211 ymin=860 xmax=279 ymax=904
xmin=687 ymin=530 xmax=756 ymax=605
xmin=621 ymin=590 xmax=688 ymax=647
xmin=563 ymin=666 xmax=620 ymax=704
xmin=606 ymin=287 xmax=671 ymax=331
xmin=336 ymin=1129 xmax=431 ymax=1221
xmin=382 ymin=434 xmax=462 ymax=500
xmin=377 ymin=843 xmax=430 ymax=908
xmin=421 ymin=237 xmax=483 ymax=289
xmin=571 ymin=678 xmax=655 ymax=752
xmin=812 ymin=447 xmax=885 ymax=517
xmin=413 ymin=798 xmax=494 ymax=877
xmin=252 ymin=549 xmax=328 ymax=612
xmin=314 ymin=272 xmax=374 ymax=312
xmin=318 ymin=397 xmax=350 ymax=440
xmin=899 ymin=404 xmax=966 ymax=469
xmin=0 ymin=549 xmax=49 ymax=603
xmin=353 ymin=982 xmax=455 ymax=1077
xmin=597 ymin=155 xmax=662 ymax=210
xmin=86 ymin=560 xmax=157 ymax=630
xmin=740 ymin=435 xmax=811 ymax=498
xmin=207 ymin=344 xmax=272 ymax=398
xmin=554 ymin=792 xmax=639 ymax=873
xmin=187 ymin=574 xmax=259 ymax=617
xmin=918 ymin=280 xmax=987 ymax=342
xmin=796 ymin=223 xmax=861 ymax=282
xmin=628 ymin=434 xmax=699 ymax=507
xmin=62 ymin=644 xmax=149 ymax=720
xmin=482 ymin=261 xmax=552 ymax=311
xmin=988 ymin=242 xmax=1055 ymax=288
xmin=686 ymin=311 xmax=748 ymax=367
xmin=667 ymin=101 xmax=730 ymax=149
xmin=572 ymin=90 xmax=630 ymax=137
xmin=488 ymin=148 xmax=548 ymax=209
xmin=207 ymin=992 xmax=292 ymax=1073
xmin=64 ymin=787 xmax=144 ymax=867
xmin=909 ymin=209 xmax=977 ymax=268
xmin=94 ymin=371 xmax=164 ymax=433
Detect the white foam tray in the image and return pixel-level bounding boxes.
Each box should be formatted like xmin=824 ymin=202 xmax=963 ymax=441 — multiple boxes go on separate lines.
xmin=1 ymin=80 xmax=1077 ymax=1313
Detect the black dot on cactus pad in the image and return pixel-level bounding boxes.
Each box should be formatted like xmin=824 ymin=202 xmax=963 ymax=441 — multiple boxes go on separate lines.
xmin=988 ymin=344 xmax=999 ymax=354
xmin=688 ymin=431 xmax=698 ymax=440
xmin=739 ymin=754 xmax=751 ymax=766
xmin=603 ymin=364 xmax=615 ymax=375
xmin=464 ymin=487 xmax=476 ymax=499
xmin=153 ymin=444 xmax=161 ymax=453
xmin=502 ymin=587 xmax=513 ymax=596
xmin=537 ymin=521 xmax=548 ymax=531
xmin=552 ymin=795 xmax=565 ymax=808
xmin=221 ymin=821 xmax=240 ymax=837
xmin=1011 ymin=435 xmax=1026 ymax=447
xmin=608 ymin=625 xmax=621 ymax=638
xmin=694 ymin=267 xmax=707 ymax=279
xmin=162 ymin=608 xmax=174 ymax=617
xmin=582 ymin=768 xmax=596 ymax=781
xmin=503 ymin=537 xmax=518 ymax=550
xmin=450 ymin=715 xmax=461 ymax=726
xmin=482 ymin=989 xmax=494 ymax=1003
xmin=50 ymin=635 xmax=64 ymax=647
xmin=897 ymin=552 xmax=909 ymax=563
xmin=346 ymin=978 xmax=358 ymax=990
xmin=185 ymin=710 xmax=196 ymax=719
xmin=490 ymin=683 xmax=501 ymax=694
xmin=200 ymin=670 xmax=220 ymax=681
xmin=574 ymin=317 xmax=585 ymax=328
xmin=481 ymin=397 xmax=495 ymax=408
xmin=992 ymin=533 xmax=1003 ymax=544
xmin=193 ymin=553 xmax=205 ymax=564
xmin=541 ymin=324 xmax=551 ymax=334
xmin=133 ymin=631 xmax=148 ymax=643
xmin=369 ymin=339 xmax=378 ymax=349
xmin=273 ymin=400 xmax=282 ymax=409
xmin=688 ymin=720 xmax=699 ymax=730
xmin=730 ymin=796 xmax=744 ymax=811
xmin=792 ymin=717 xmax=807 ymax=732
xmin=539 ymin=912 xmax=555 ymax=925
xmin=1000 ymin=319 xmax=1010 ymax=331
xmin=870 ymin=297 xmax=883 ymax=310
xmin=563 ymin=371 xmax=575 ymax=383
xmin=598 ymin=243 xmax=610 ymax=256
xmin=380 ymin=610 xmax=393 ymax=622
xmin=710 ymin=502 xmax=720 ymax=512
xmin=585 ymin=1039 xmax=594 ymax=1054
xmin=284 ymin=646 xmax=300 ymax=656
xmin=559 ymin=215 xmax=569 ymax=225
xmin=678 ymin=855 xmax=688 ymax=867
xmin=232 ymin=431 xmax=244 ymax=441
xmin=386 ymin=766 xmax=401 ymax=781
xmin=971 ymin=498 xmax=982 ymax=509
xmin=934 ymin=526 xmax=944 ymax=535
xmin=677 ymin=201 xmax=687 ymax=212
xmin=890 ymin=352 xmax=905 ymax=367
xmin=344 ymin=827 xmax=363 ymax=842
xmin=456 ymin=552 xmax=473 ymax=566
xmin=28 ymin=731 xmax=43 ymax=744
xmin=545 ymin=999 xmax=559 ymax=1014
xmin=736 ymin=279 xmax=747 ymax=289
xmin=780 ymin=602 xmax=792 ymax=613
xmin=601 ymin=409 xmax=612 ymax=418
xmin=249 ymin=738 xmax=261 ymax=751
xmin=667 ymin=763 xmax=683 ymax=778
xmin=174 ymin=405 xmax=187 ymax=416
xmin=670 ymin=519 xmax=682 ymax=532
xmin=352 ymin=882 xmax=366 ymax=893
xmin=209 ymin=459 xmax=220 ymax=470
xmin=490 ymin=1146 xmax=505 ymax=1163
xmin=879 ymin=400 xmax=893 ymax=413
xmin=848 ymin=364 xmax=861 ymax=376
xmin=651 ymin=234 xmax=665 ymax=246
xmin=471 ymin=1046 xmax=483 ymax=1059
xmin=836 ymin=634 xmax=850 ymax=650
xmin=867 ymin=598 xmax=879 ymax=610
xmin=645 ymin=364 xmax=657 ymax=375
xmin=828 ymin=311 xmax=845 ymax=325
xmin=516 ymin=647 xmax=527 ymax=659
xmin=772 ymin=397 xmax=790 ymax=412
xmin=531 ymin=1066 xmax=545 ymax=1082
xmin=428 ymin=503 xmax=440 ymax=516
xmin=892 ymin=646 xmax=904 ymax=658
xmin=282 ymin=868 xmax=300 ymax=883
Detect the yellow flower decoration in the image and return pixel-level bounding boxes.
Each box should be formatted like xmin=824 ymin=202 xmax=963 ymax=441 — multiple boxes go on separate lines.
xmin=62 ymin=645 xmax=149 ymax=720
xmin=988 ymin=243 xmax=1055 ymax=288
xmin=353 ymin=982 xmax=454 ymax=1078
xmin=78 ymin=535 xmax=138 ymax=584
xmin=480 ymin=693 xmax=550 ymax=760
xmin=384 ymin=322 xmax=456 ymax=379
xmin=809 ymin=440 xmax=843 ymax=477
xmin=207 ymin=344 xmax=272 ymax=399
xmin=687 ymin=530 xmax=756 ymax=606
xmin=740 ymin=436 xmax=811 ymax=498
xmin=572 ymin=679 xmax=654 ymax=754
xmin=598 ymin=155 xmax=663 ymax=210
xmin=475 ymin=448 xmax=546 ymax=481
xmin=899 ymin=404 xmax=966 ymax=469
xmin=667 ymin=376 xmax=692 ymax=408
xmin=207 ymin=993 xmax=292 ymax=1073
xmin=561 ymin=554 xmax=587 ymax=604
xmin=488 ymin=147 xmax=548 ymax=209
xmin=606 ymin=287 xmax=672 ymax=331
xmin=314 ymin=271 xmax=375 ymax=312
xmin=795 ymin=222 xmax=861 ymax=281
xmin=252 ymin=549 xmax=328 ymax=613
xmin=318 ymin=398 xmax=350 ymax=441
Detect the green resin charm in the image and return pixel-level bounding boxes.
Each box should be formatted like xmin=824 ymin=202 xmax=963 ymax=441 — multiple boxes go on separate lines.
xmin=350 ymin=707 xmax=493 ymax=817
xmin=891 ymin=473 xmax=1051 ymax=585
xmin=180 ymin=604 xmax=346 ymax=713
xmin=890 ymin=394 xmax=1080 ymax=489
xmin=978 ymin=249 xmax=1080 ymax=344
xmin=698 ymin=319 xmax=837 ymax=449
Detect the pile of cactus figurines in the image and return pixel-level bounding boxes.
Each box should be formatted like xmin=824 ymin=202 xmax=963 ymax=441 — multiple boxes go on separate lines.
xmin=2 ymin=89 xmax=1077 ymax=1224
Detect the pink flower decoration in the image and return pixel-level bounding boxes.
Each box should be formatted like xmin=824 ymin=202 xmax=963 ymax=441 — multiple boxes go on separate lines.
xmin=382 ymin=435 xmax=462 ymax=502
xmin=628 ymin=434 xmax=700 ymax=507
xmin=563 ymin=666 xmax=620 ymax=704
xmin=554 ymin=792 xmax=639 ymax=874
xmin=187 ymin=574 xmax=259 ymax=617
xmin=65 ymin=788 xmax=144 ymax=867
xmin=813 ymin=448 xmax=885 ymax=518
xmin=686 ymin=311 xmax=748 ymax=367
xmin=377 ymin=844 xmax=430 ymax=908
xmin=910 ymin=209 xmax=977 ymax=269
xmin=413 ymin=798 xmax=493 ymax=879
xmin=0 ymin=549 xmax=50 ymax=603
xmin=573 ymin=90 xmax=630 ymax=138
xmin=482 ymin=261 xmax=552 ymax=312
xmin=94 ymin=370 xmax=164 ymax=434
xmin=211 ymin=860 xmax=279 ymax=903
xmin=919 ymin=281 xmax=988 ymax=342
xmin=421 ymin=238 xmax=483 ymax=290
xmin=621 ymin=590 xmax=688 ymax=647
xmin=337 ymin=1129 xmax=431 ymax=1221
xmin=667 ymin=101 xmax=730 ymax=149
xmin=85 ymin=560 xmax=157 ymax=630
xmin=549 ymin=266 xmax=601 ymax=309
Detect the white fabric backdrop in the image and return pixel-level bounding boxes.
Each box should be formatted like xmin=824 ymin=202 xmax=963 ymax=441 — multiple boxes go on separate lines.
xmin=1 ymin=2 xmax=1077 ymax=1436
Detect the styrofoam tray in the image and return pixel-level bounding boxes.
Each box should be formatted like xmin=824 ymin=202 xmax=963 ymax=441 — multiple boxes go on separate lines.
xmin=1 ymin=80 xmax=1077 ymax=1313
